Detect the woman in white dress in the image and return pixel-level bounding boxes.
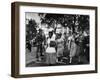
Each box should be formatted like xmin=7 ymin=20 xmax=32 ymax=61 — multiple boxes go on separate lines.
xmin=45 ymin=31 xmax=57 ymax=65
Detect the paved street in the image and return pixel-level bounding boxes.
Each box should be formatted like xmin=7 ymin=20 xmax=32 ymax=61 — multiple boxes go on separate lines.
xmin=26 ymin=47 xmax=89 ymax=67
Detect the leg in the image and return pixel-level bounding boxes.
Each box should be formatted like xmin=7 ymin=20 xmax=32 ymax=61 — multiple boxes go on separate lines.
xmin=36 ymin=45 xmax=41 ymax=61
xmin=69 ymin=57 xmax=72 ymax=64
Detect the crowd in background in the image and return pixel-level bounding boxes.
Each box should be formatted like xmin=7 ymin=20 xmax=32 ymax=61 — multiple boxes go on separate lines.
xmin=26 ymin=19 xmax=89 ymax=65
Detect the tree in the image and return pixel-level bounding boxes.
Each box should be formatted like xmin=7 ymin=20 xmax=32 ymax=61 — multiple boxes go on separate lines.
xmin=26 ymin=19 xmax=37 ymax=41
xmin=78 ymin=15 xmax=89 ymax=31
xmin=39 ymin=13 xmax=89 ymax=33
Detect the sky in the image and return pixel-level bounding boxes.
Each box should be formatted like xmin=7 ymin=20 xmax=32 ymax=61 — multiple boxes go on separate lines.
xmin=26 ymin=12 xmax=41 ymax=23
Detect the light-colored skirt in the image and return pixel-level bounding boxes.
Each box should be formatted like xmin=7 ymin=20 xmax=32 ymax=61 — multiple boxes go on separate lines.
xmin=45 ymin=47 xmax=56 ymax=64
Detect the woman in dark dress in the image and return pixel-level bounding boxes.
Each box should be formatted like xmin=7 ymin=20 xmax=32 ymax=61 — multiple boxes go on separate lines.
xmin=35 ymin=29 xmax=46 ymax=61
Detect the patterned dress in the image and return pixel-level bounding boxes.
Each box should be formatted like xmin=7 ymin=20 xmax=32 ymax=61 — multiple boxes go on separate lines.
xmin=69 ymin=40 xmax=77 ymax=58
xmin=68 ymin=36 xmax=77 ymax=63
xmin=56 ymin=38 xmax=64 ymax=58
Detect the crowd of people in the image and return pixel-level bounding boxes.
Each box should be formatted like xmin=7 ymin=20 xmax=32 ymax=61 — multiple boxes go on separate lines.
xmin=26 ymin=23 xmax=89 ymax=65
